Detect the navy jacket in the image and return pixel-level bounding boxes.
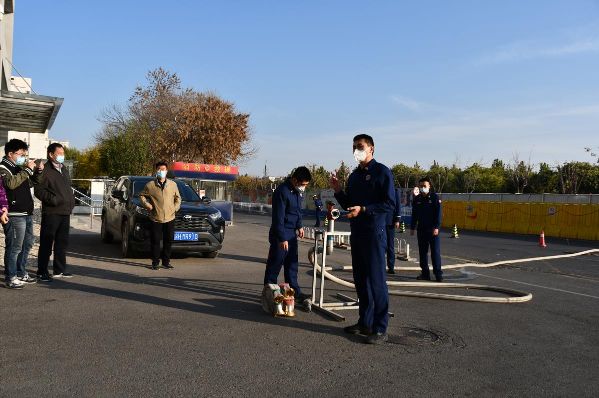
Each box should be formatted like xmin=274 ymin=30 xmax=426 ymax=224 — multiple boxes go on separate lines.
xmin=335 ymin=159 xmax=396 ymax=232
xmin=410 ymin=192 xmax=442 ymax=230
xmin=386 ymin=188 xmax=401 ymax=225
xmin=269 ymin=179 xmax=303 ymax=242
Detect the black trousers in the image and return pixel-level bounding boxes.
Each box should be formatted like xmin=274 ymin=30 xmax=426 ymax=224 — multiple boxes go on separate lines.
xmin=37 ymin=214 xmax=70 ymax=276
xmin=150 ymin=220 xmax=174 ymax=265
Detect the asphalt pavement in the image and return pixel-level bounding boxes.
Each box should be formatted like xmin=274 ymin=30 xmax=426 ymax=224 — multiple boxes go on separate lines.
xmin=1 ymin=212 xmax=598 ymax=397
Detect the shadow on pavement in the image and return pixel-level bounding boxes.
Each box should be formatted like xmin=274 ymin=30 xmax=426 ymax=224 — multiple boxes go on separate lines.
xmin=42 ymin=263 xmax=343 ymax=338
xmin=218 ymin=253 xmax=266 ymax=264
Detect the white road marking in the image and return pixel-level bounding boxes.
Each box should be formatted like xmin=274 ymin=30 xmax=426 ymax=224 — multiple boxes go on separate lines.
xmin=472 ymin=272 xmax=599 ymax=300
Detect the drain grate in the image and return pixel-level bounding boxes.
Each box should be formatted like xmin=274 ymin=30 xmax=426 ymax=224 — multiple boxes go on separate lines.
xmin=388 ymin=327 xmax=441 ymax=346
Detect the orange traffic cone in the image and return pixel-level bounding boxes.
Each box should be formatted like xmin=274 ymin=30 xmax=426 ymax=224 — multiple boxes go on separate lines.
xmin=539 ymin=230 xmax=547 ymax=248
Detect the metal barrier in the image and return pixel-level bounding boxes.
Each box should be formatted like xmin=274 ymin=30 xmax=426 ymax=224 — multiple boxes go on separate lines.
xmin=394 ymin=237 xmax=412 ymax=261
xmin=72 ymin=188 xmax=103 ymax=216
xmin=303 ymin=226 xmax=348 ymax=248
xmin=310 ymin=230 xmax=359 ymax=321
xmin=233 ymin=202 xmax=272 ymax=214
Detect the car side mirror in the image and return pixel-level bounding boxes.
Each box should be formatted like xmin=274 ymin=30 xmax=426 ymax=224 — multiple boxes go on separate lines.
xmin=202 ymin=196 xmax=212 ymax=204
xmin=112 ymin=190 xmax=124 ymax=200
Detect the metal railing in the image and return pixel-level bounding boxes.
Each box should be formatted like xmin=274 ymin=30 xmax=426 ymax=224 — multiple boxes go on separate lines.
xmin=72 ymin=188 xmax=103 ymax=216
xmin=233 ymin=202 xmax=272 ymax=214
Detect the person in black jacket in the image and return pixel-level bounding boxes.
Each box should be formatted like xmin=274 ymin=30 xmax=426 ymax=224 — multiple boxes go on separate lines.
xmin=0 ymin=139 xmax=44 ymax=289
xmin=410 ymin=177 xmax=443 ymax=282
xmin=34 ymin=143 xmax=76 ymax=281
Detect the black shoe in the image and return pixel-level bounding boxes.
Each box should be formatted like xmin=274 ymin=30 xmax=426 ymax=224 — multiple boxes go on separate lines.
xmin=162 ymin=264 xmax=174 ymax=269
xmin=151 ymin=264 xmax=160 ymax=270
xmin=435 ymin=275 xmax=444 ymax=282
xmin=37 ymin=274 xmax=53 ymax=282
xmin=416 ymin=274 xmax=431 ymax=281
xmin=53 ymin=272 xmax=73 ymax=278
xmin=296 ymin=293 xmax=312 ymax=302
xmin=387 ymin=269 xmax=395 ymax=275
xmin=344 ymin=324 xmax=372 ymax=335
xmin=365 ymin=332 xmax=388 ymax=345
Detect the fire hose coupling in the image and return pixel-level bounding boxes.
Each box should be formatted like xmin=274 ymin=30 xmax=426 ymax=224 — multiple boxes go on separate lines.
xmin=330 ymin=208 xmax=341 ymax=220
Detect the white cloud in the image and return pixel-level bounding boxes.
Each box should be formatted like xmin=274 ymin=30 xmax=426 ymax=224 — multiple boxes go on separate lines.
xmin=475 ymin=36 xmax=599 ymax=65
xmin=390 ymin=95 xmax=425 ymax=112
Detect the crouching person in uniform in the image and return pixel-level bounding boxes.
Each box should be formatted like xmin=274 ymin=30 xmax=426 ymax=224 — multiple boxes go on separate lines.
xmin=264 ymin=166 xmax=312 ymax=304
xmin=331 ymin=133 xmax=396 ymax=344
xmin=410 ymin=177 xmax=443 ymax=282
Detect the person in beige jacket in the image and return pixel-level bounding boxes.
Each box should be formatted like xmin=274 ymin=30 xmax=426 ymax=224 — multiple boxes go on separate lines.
xmin=140 ymin=161 xmax=181 ymax=270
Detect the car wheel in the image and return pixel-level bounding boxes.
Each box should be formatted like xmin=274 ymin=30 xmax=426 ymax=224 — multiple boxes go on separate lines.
xmin=101 ymin=214 xmax=113 ymax=243
xmin=204 ymin=251 xmax=219 ymax=258
xmin=121 ymin=221 xmax=135 ymax=258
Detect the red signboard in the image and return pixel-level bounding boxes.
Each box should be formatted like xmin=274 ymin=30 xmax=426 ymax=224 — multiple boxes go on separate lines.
xmin=171 ymin=162 xmax=239 ymax=175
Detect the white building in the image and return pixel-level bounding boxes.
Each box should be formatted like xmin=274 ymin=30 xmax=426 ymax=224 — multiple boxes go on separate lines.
xmin=0 ymin=0 xmax=64 ymax=157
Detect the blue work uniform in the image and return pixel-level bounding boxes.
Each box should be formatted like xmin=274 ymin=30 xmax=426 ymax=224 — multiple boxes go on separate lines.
xmin=335 ymin=159 xmax=395 ymax=334
xmin=410 ymin=192 xmax=442 ymax=279
xmin=386 ymin=188 xmax=401 ymax=272
xmin=264 ymin=179 xmax=304 ymax=296
xmin=314 ymin=198 xmax=323 ymax=227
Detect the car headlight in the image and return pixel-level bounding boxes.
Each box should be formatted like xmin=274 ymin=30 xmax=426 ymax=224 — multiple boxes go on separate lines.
xmin=135 ymin=206 xmax=150 ymax=216
xmin=209 ymin=210 xmax=221 ymax=220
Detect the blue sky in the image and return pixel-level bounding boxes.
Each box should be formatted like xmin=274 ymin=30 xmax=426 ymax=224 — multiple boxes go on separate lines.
xmin=12 ymin=1 xmax=599 ymax=175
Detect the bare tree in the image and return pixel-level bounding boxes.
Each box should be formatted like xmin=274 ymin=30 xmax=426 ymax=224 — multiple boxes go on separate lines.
xmin=506 ymin=152 xmax=533 ymax=193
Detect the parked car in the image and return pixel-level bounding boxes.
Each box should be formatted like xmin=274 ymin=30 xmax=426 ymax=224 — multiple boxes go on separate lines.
xmin=101 ymin=176 xmax=226 ymax=258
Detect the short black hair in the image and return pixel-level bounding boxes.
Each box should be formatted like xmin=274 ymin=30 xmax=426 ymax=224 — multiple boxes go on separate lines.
xmin=47 ymin=142 xmax=63 ymax=155
xmin=419 ymin=176 xmax=431 ymax=184
xmin=5 ymin=139 xmax=29 ymax=155
xmin=353 ymin=133 xmax=374 ymax=147
xmin=155 ymin=161 xmax=168 ymax=169
xmin=291 ymin=166 xmax=312 ymax=183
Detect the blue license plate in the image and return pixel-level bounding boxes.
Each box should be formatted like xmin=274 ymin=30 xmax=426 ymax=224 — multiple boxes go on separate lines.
xmin=174 ymin=231 xmax=199 ymax=241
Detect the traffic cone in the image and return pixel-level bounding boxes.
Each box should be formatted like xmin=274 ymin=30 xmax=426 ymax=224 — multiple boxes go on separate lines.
xmin=539 ymin=230 xmax=547 ymax=248
xmin=451 ymin=224 xmax=459 ymax=238
xmin=399 ymin=221 xmax=406 ymax=233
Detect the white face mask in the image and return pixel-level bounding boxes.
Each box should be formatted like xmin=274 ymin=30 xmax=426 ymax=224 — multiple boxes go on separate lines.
xmin=353 ymin=149 xmax=368 ymax=163
xmin=421 ymin=187 xmax=430 ymax=194
xmin=156 ymin=170 xmax=167 ymax=179
xmin=297 ymin=185 xmax=306 ymax=192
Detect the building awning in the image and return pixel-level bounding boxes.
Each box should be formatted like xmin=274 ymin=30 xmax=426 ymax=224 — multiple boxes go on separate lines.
xmin=0 ymin=90 xmax=63 ymax=134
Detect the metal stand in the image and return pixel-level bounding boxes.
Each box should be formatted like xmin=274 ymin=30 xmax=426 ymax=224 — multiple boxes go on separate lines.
xmin=311 ymin=230 xmax=359 ymax=321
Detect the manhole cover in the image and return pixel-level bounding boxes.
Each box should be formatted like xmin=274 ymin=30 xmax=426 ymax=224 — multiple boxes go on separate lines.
xmin=388 ymin=327 xmax=440 ymax=346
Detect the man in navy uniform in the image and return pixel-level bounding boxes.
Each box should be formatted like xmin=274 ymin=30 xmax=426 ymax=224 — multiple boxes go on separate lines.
xmin=386 ymin=188 xmax=401 ymax=274
xmin=410 ymin=177 xmax=443 ymax=282
xmin=331 ymin=134 xmax=395 ymax=344
xmin=264 ymin=166 xmax=312 ymax=302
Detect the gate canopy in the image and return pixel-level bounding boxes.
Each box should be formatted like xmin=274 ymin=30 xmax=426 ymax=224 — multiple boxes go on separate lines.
xmin=0 ymin=90 xmax=63 ymax=134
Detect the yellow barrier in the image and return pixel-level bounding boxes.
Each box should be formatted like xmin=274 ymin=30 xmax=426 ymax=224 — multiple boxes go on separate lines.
xmin=440 ymin=200 xmax=599 ymax=241
xmin=485 ymin=202 xmax=502 ymax=232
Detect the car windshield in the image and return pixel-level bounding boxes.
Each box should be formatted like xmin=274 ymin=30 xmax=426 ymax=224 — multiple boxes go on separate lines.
xmin=132 ymin=179 xmax=201 ymax=202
